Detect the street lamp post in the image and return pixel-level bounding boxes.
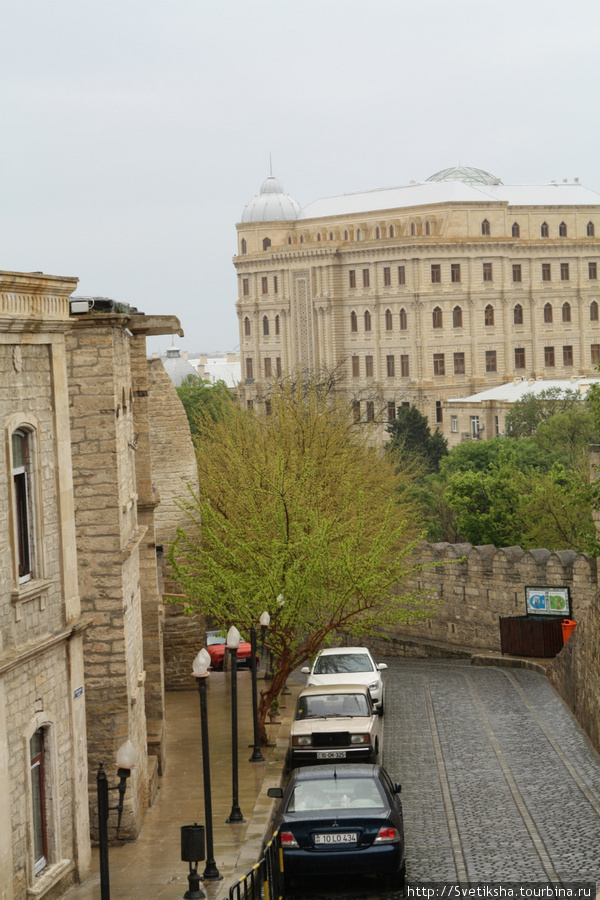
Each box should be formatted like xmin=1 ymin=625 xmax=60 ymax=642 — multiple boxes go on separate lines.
xmin=260 ymin=610 xmax=272 ymax=681
xmin=191 ymin=650 xmax=222 ymax=881
xmin=225 ymin=626 xmax=245 ymax=823
xmin=97 ymin=739 xmax=136 ymax=900
xmin=248 ymin=623 xmax=265 ymax=762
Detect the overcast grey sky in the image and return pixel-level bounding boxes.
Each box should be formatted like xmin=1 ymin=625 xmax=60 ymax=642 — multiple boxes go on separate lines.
xmin=1 ymin=0 xmax=599 ymax=356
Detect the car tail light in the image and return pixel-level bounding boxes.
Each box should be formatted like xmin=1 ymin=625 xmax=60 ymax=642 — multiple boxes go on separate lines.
xmin=350 ymin=734 xmax=371 ymax=745
xmin=374 ymin=826 xmax=400 ymax=844
xmin=280 ymin=831 xmax=299 ymax=848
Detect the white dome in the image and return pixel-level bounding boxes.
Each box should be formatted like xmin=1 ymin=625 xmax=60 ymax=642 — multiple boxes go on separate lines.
xmin=241 ymin=175 xmax=301 ymax=223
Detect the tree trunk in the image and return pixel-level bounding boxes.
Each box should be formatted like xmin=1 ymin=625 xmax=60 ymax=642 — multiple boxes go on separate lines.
xmin=257 ymin=663 xmax=291 ymax=745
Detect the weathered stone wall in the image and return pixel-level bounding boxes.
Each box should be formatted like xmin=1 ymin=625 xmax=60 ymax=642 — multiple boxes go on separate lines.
xmin=147 ymin=360 xmax=204 ymax=690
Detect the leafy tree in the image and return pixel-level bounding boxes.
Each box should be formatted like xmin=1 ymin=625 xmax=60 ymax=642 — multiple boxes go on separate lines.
xmin=533 ymin=405 xmax=598 ymax=468
xmin=386 ymin=405 xmax=448 ymax=473
xmin=437 ymin=435 xmax=555 ymax=478
xmin=175 ymin=375 xmax=233 ymax=437
xmin=505 ymin=387 xmax=583 ymax=438
xmin=519 ymin=463 xmax=600 ymax=554
xmin=169 ymin=378 xmax=434 ymax=743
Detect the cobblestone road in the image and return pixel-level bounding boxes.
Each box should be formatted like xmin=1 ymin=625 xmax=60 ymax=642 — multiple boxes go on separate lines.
xmin=288 ymin=658 xmax=600 ymax=898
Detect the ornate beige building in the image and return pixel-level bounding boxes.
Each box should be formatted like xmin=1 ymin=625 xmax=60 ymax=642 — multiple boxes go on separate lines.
xmin=234 ymin=166 xmax=600 ymax=439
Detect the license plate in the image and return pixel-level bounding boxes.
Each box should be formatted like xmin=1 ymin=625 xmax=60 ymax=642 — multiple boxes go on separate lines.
xmin=316 ymin=751 xmax=346 ymax=759
xmin=314 ymin=832 xmax=357 ymax=845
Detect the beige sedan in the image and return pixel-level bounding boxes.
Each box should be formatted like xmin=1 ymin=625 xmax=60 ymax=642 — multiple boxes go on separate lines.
xmin=289 ymin=684 xmax=381 ymax=766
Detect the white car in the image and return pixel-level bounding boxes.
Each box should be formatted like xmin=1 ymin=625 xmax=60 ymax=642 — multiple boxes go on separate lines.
xmin=301 ymin=647 xmax=387 ymax=715
xmin=289 ymin=684 xmax=381 ymax=765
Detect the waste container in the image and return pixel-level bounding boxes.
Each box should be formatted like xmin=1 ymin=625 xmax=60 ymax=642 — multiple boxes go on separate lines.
xmin=499 ymin=615 xmax=564 ymax=657
xmin=561 ymin=619 xmax=577 ymax=643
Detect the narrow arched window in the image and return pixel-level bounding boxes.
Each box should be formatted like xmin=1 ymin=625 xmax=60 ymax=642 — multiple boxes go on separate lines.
xmin=357 ymin=229 xmax=361 ymax=241
xmin=375 ymin=227 xmax=380 ymax=239
xmin=484 ymin=304 xmax=494 ymax=326
xmin=512 ymin=222 xmax=520 ymax=238
xmin=591 ymin=301 xmax=599 ymax=321
xmin=262 ymin=237 xmax=271 ymax=250
xmin=275 ymin=314 xmax=280 ymax=335
xmin=263 ymin=315 xmax=269 ymax=336
xmin=559 ymin=222 xmax=567 ymax=238
xmin=399 ymin=308 xmax=407 ymax=330
xmin=288 ymin=236 xmax=292 ymax=244
xmin=514 ymin=304 xmax=523 ymax=325
xmin=13 ymin=428 xmax=35 ymax=580
xmin=364 ymin=310 xmax=372 ymax=332
xmin=344 ymin=230 xmax=348 ymax=241
xmin=317 ymin=233 xmax=321 ymax=242
xmin=481 ymin=219 xmax=490 ymax=236
xmin=432 ymin=307 xmax=443 ymax=329
xmin=410 ymin=222 xmax=416 ymax=236
xmin=389 ymin=225 xmax=394 ymax=237
xmin=241 ymin=238 xmax=247 ymax=254
xmin=299 ymin=235 xmax=304 ymax=244
xmin=329 ymin=231 xmax=334 ymax=240
xmin=541 ymin=222 xmax=549 ymax=238
xmin=562 ymin=302 xmax=571 ymax=323
xmin=425 ymin=221 xmax=431 ymax=235
xmin=244 ymin=316 xmax=251 ymax=336
xmin=452 ymin=306 xmax=463 ymax=328
xmin=350 ymin=311 xmax=358 ymax=333
xmin=544 ymin=303 xmax=553 ymax=323
xmin=587 ymin=221 xmax=595 ymax=237
xmin=385 ymin=309 xmax=393 ymax=331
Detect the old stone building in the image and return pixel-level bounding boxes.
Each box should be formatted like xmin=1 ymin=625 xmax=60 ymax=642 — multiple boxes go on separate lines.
xmin=235 ymin=166 xmax=600 ymax=439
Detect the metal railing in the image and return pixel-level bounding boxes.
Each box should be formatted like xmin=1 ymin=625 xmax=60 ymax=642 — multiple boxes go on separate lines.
xmin=228 ymin=830 xmax=284 ymax=900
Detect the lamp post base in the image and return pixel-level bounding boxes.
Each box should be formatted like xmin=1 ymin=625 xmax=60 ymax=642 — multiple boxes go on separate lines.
xmin=201 ymin=860 xmax=223 ymax=881
xmin=226 ymin=805 xmax=245 ymax=824
xmin=183 ymin=865 xmax=205 ymax=899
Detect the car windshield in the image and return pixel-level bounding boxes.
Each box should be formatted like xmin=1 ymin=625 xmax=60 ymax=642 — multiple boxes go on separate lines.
xmin=313 ymin=653 xmax=374 ymax=674
xmin=207 ymin=633 xmax=227 ymax=645
xmin=295 ymin=694 xmax=370 ymax=719
xmin=287 ymin=777 xmax=385 ymax=812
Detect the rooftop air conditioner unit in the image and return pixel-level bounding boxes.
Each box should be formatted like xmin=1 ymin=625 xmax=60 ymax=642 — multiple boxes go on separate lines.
xmin=70 ymin=298 xmax=93 ymax=315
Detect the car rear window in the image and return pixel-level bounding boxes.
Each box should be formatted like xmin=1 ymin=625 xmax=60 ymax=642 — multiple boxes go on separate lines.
xmin=296 ymin=693 xmax=370 ymax=719
xmin=287 ymin=777 xmax=385 ymax=812
xmin=313 ymin=653 xmax=374 ymax=674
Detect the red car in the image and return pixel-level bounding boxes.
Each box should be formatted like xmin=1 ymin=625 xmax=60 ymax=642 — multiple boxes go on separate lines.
xmin=205 ymin=630 xmax=260 ymax=671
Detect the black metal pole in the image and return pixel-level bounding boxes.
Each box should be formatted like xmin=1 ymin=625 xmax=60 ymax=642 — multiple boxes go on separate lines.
xmin=249 ymin=625 xmax=265 ymax=762
xmin=196 ymin=676 xmax=222 ymax=880
xmin=97 ymin=764 xmax=110 ymax=900
xmin=226 ymin=648 xmax=244 ymax=822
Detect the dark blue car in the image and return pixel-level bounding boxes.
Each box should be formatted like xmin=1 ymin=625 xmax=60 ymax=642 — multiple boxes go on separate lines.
xmin=267 ymin=764 xmax=405 ymax=891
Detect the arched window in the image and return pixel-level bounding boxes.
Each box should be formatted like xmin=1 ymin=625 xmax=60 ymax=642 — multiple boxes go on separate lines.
xmin=452 ymin=306 xmax=463 ymax=328
xmin=559 ymin=222 xmax=567 ymax=238
xmin=357 ymin=229 xmax=362 ymax=241
xmin=385 ymin=308 xmax=393 ymax=331
xmin=262 ymin=237 xmax=271 ymax=251
xmin=389 ymin=225 xmax=394 ymax=237
xmin=432 ymin=307 xmax=443 ymax=329
xmin=410 ymin=222 xmax=416 ymax=236
xmin=591 ymin=301 xmax=599 ymax=322
xmin=299 ymin=235 xmax=304 ymax=244
xmin=484 ymin=304 xmax=494 ymax=326
xmin=481 ymin=219 xmax=490 ymax=236
xmin=514 ymin=304 xmax=523 ymax=325
xmin=350 ymin=311 xmax=358 ymax=333
xmin=375 ymin=226 xmax=380 ymax=240
xmin=587 ymin=221 xmax=595 ymax=237
xmin=288 ymin=236 xmax=292 ymax=244
xmin=364 ymin=310 xmax=372 ymax=332
xmin=344 ymin=230 xmax=348 ymax=241
xmin=399 ymin=308 xmax=407 ymax=330
xmin=541 ymin=222 xmax=549 ymax=238
xmin=562 ymin=302 xmax=571 ymax=323
xmin=263 ymin=315 xmax=269 ymax=336
xmin=512 ymin=222 xmax=520 ymax=238
xmin=329 ymin=231 xmax=334 ymax=240
xmin=275 ymin=314 xmax=280 ymax=335
xmin=241 ymin=238 xmax=247 ymax=254
xmin=317 ymin=233 xmax=321 ymax=242
xmin=244 ymin=316 xmax=251 ymax=336
xmin=544 ymin=303 xmax=553 ymax=323
xmin=425 ymin=221 xmax=431 ymax=236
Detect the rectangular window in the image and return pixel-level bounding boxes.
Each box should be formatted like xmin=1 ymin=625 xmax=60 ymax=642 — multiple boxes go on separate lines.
xmin=436 ymin=401 xmax=443 ymax=424
xmin=265 ymin=399 xmax=272 ymax=415
xmin=398 ymin=265 xmax=406 ymax=285
xmin=262 ymin=276 xmax=268 ymax=294
xmin=483 ymin=262 xmax=493 ymax=282
xmin=515 ymin=347 xmax=526 ymax=369
xmin=454 ymin=352 xmax=465 ymax=375
xmin=386 ymin=355 xmax=395 ymax=377
xmin=264 ymin=357 xmax=272 ymax=377
xmin=563 ymin=345 xmax=573 ymax=366
xmin=365 ymin=355 xmax=374 ymax=377
xmin=400 ymin=355 xmax=409 ymax=377
xmin=542 ymin=263 xmax=551 ymax=282
xmin=276 ymin=357 xmax=282 ymax=377
xmin=247 ymin=400 xmax=254 ymax=410
xmin=433 ymin=353 xmax=445 ymax=376
xmin=451 ymin=264 xmax=461 ymax=283
xmin=352 ymin=355 xmax=360 ymax=377
xmin=362 ymin=269 xmax=370 ymax=288
xmin=545 ymin=346 xmax=555 ymax=367
xmin=243 ymin=278 xmax=249 ymax=296
xmin=245 ymin=358 xmax=253 ymax=380
xmin=592 ymin=344 xmax=600 ymax=365
xmin=512 ymin=264 xmax=522 ymax=283
xmin=451 ymin=415 xmax=458 ymax=433
xmin=13 ymin=431 xmax=33 ymax=580
xmin=366 ymin=401 xmax=375 ymax=422
xmin=274 ymin=275 xmax=279 ymax=293
xmin=589 ymin=262 xmax=598 ymax=280
xmin=431 ymin=264 xmax=441 ymax=284
xmin=383 ymin=267 xmax=391 ymax=286
xmin=30 ymin=730 xmax=47 ymax=875
xmin=349 ymin=270 xmax=356 ymax=288
xmin=561 ymin=262 xmax=570 ymax=281
xmin=485 ymin=350 xmax=497 ymax=373
xmin=353 ymin=401 xmax=361 ymax=424
xmin=470 ymin=416 xmax=480 ymax=439
xmin=387 ymin=402 xmax=396 ymax=421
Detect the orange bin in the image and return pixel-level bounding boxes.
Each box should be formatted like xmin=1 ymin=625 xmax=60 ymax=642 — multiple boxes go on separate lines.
xmin=561 ymin=619 xmax=577 ymax=643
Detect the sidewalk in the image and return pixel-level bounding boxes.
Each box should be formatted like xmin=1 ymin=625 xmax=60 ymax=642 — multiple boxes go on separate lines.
xmin=66 ymin=669 xmax=301 ymax=900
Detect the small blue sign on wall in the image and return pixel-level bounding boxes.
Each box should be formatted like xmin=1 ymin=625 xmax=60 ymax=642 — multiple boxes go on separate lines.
xmin=74 ymin=686 xmax=83 ymax=699
xmin=525 ymin=586 xmax=571 ymax=617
